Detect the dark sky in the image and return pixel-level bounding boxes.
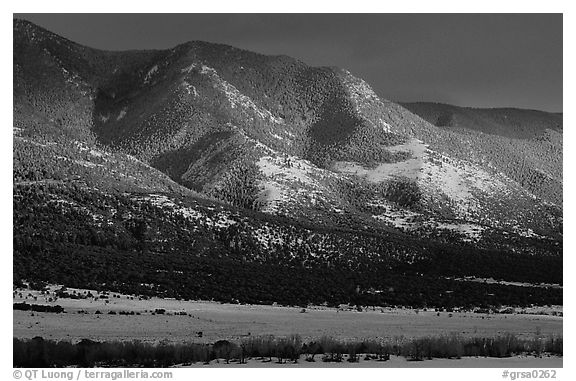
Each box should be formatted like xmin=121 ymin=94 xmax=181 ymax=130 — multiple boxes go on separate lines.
xmin=14 ymin=14 xmax=563 ymax=112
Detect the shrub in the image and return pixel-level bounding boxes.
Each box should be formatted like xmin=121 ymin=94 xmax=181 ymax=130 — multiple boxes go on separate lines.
xmin=213 ymin=340 xmax=238 ymax=364
xmin=13 ymin=302 xmax=64 ymax=313
xmin=13 ymin=332 xmax=563 ymax=367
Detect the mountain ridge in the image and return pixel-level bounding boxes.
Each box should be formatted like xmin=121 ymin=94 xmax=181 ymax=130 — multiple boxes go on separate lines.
xmin=400 ymin=101 xmax=562 ymax=138
xmin=13 ymin=19 xmax=562 ymax=309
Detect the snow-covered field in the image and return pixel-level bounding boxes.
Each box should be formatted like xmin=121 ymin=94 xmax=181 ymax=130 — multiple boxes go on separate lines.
xmin=180 ymin=354 xmax=562 ymax=368
xmin=13 ymin=287 xmax=562 ymax=345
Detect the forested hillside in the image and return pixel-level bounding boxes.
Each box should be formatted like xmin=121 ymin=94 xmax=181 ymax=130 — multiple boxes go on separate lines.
xmin=13 ymin=19 xmax=563 ymax=309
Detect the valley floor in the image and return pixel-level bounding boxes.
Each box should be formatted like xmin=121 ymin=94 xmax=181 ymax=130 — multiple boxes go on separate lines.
xmin=13 ymin=287 xmax=562 ymax=345
xmin=178 ymin=355 xmax=563 ymax=368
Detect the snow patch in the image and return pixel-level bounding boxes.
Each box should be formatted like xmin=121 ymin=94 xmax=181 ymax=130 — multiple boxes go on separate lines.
xmin=333 ymin=139 xmax=426 ymax=182
xmin=182 ymin=81 xmax=199 ymax=97
xmin=451 ymin=276 xmax=561 ymax=290
xmin=181 ymin=63 xmax=196 ymax=73
xmin=335 ymin=137 xmax=512 ymax=220
xmin=73 ymin=159 xmax=102 ymax=168
xmin=116 ymin=108 xmax=127 ymax=121
xmin=512 ymin=226 xmax=542 ymax=239
xmin=340 ymin=69 xmax=391 ymax=133
xmin=142 ymin=194 xmax=237 ymax=231
xmin=257 ymin=181 xmax=289 ymax=213
xmin=147 ymin=194 xmax=203 ymax=220
xmin=434 ymin=222 xmax=485 ymax=242
xmin=14 ymin=136 xmax=54 ymax=148
xmin=370 ymin=199 xmax=485 ymax=241
xmin=255 ymin=153 xmax=344 ymax=216
xmin=144 ymin=65 xmax=158 ymax=84
xmin=343 ymin=69 xmax=380 ymax=102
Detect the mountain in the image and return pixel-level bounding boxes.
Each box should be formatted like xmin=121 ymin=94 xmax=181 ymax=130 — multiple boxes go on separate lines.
xmin=401 ymin=102 xmax=563 ymax=207
xmin=13 ymin=19 xmax=562 ymax=309
xmin=401 ymin=102 xmax=562 ymax=139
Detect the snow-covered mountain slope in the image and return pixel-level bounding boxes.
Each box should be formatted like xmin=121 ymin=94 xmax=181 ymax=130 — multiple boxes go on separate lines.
xmin=14 ymin=19 xmax=562 ymax=244
xmin=13 ymin=19 xmax=562 ymax=308
xmin=398 ymin=102 xmax=563 ymax=207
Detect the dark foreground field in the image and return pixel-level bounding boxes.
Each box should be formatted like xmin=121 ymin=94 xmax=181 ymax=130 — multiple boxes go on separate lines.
xmin=14 ymin=332 xmax=562 ymax=368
